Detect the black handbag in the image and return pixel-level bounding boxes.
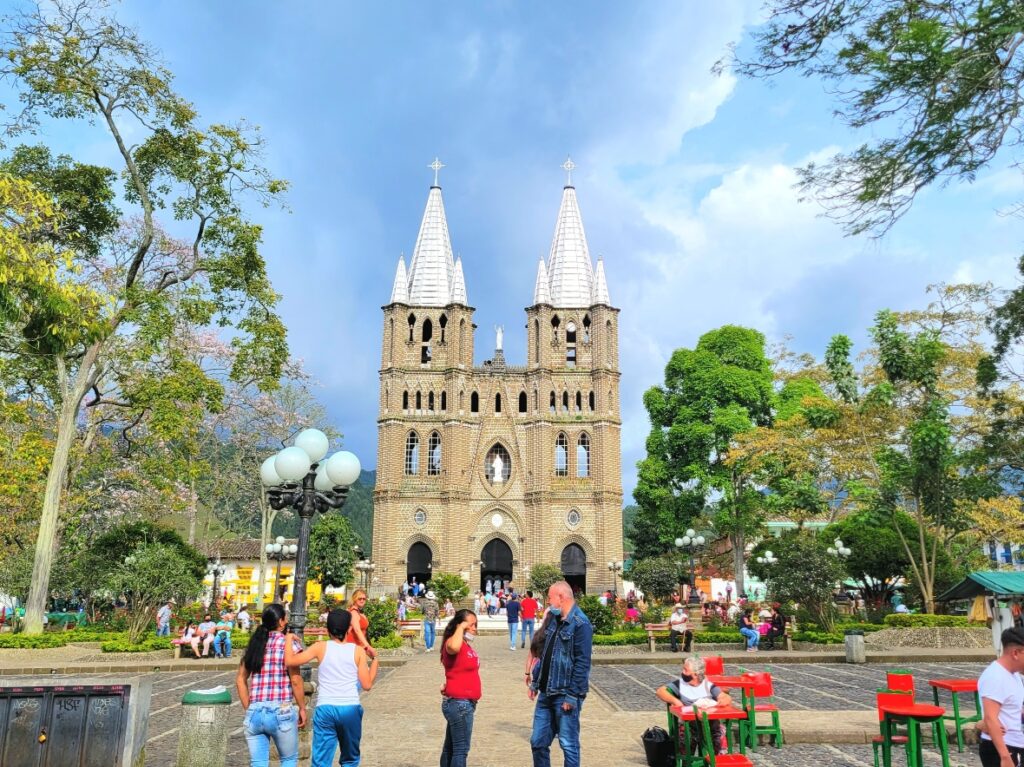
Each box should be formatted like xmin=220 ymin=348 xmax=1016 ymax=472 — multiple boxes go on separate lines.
xmin=641 ymin=725 xmax=674 ymax=767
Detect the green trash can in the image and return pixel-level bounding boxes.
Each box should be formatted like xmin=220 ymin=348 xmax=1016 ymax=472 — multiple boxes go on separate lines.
xmin=176 ymin=686 xmax=233 ymax=767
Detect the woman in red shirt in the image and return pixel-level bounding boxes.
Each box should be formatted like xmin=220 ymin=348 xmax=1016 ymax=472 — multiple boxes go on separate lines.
xmin=439 ymin=609 xmax=479 ymax=767
xmin=344 ymin=589 xmax=376 ymax=658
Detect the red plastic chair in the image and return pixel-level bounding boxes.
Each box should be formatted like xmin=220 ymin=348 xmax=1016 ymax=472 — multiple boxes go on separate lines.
xmin=886 ymin=670 xmax=915 ymax=698
xmin=741 ymin=671 xmax=783 ymax=748
xmin=873 ymin=689 xmax=911 ymax=767
xmin=697 ymin=707 xmax=752 ymax=767
xmin=703 ymin=655 xmax=725 ymax=675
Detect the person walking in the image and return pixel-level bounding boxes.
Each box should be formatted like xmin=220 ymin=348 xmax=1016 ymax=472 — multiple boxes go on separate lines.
xmin=344 ymin=589 xmax=377 ymax=659
xmin=284 ymin=610 xmax=379 ymax=767
xmin=978 ymin=627 xmax=1024 ymax=766
xmin=235 ymin=604 xmax=307 ymax=767
xmin=422 ymin=590 xmax=439 ymax=652
xmin=529 ymin=581 xmax=593 ymax=767
xmin=506 ymin=592 xmax=522 ymax=651
xmin=156 ymin=599 xmax=173 ymax=637
xmin=738 ymin=609 xmax=759 ymax=652
xmin=439 ymin=609 xmax=481 ymax=767
xmin=520 ymin=590 xmax=539 ymax=649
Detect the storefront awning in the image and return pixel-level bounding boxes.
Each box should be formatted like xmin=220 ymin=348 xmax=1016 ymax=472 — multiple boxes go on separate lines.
xmin=937 ymin=571 xmax=1024 ymax=601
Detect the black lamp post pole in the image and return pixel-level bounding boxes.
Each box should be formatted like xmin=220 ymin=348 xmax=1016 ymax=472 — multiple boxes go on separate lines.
xmin=273 ymin=556 xmax=284 ymax=603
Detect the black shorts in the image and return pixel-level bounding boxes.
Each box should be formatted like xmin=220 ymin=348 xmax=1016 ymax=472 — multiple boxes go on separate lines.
xmin=979 ymin=738 xmax=1024 ymax=767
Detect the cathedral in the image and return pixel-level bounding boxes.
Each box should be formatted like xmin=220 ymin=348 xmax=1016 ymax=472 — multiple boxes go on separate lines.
xmin=372 ymin=162 xmax=623 ymax=594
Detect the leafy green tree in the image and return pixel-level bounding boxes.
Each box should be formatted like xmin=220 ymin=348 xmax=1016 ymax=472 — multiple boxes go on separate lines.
xmin=429 ymin=572 xmax=469 ymax=605
xmin=362 ymin=597 xmax=397 ymax=642
xmin=308 ymin=513 xmax=358 ymax=589
xmin=529 ymin=563 xmax=564 ymax=594
xmin=0 ymin=2 xmax=290 ymax=633
xmin=103 ymin=541 xmax=205 ymax=642
xmin=627 ymin=556 xmax=680 ymax=602
xmin=577 ymin=595 xmax=615 ymax=635
xmin=821 ymin=512 xmax=911 ymax=608
xmin=634 ymin=326 xmax=774 ymax=592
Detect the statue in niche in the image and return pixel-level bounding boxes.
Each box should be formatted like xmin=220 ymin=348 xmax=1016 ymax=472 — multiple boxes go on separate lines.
xmin=491 ymin=452 xmax=505 ymax=483
xmin=495 ymin=325 xmax=504 ymax=351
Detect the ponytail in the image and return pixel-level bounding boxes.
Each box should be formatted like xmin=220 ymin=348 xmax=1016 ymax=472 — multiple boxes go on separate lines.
xmin=242 ymin=604 xmax=285 ymax=674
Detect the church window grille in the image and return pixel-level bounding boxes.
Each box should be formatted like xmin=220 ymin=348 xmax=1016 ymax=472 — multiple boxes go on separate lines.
xmin=588 ymin=391 xmax=595 ymax=411
xmin=567 ymin=509 xmax=581 ymax=528
xmin=405 ymin=432 xmax=420 ymax=475
xmin=408 ymin=313 xmax=416 ymax=342
xmin=441 ymin=391 xmax=447 ymax=411
xmin=428 ymin=392 xmax=435 ymax=411
xmin=414 ymin=509 xmax=427 ymax=526
xmin=567 ymin=347 xmax=576 ymax=367
xmin=471 ymin=392 xmax=479 ymax=413
xmin=519 ymin=392 xmax=528 ymax=413
xmin=428 ymin=432 xmax=442 ymax=475
xmin=577 ymin=433 xmax=590 ymax=478
xmin=495 ymin=393 xmax=502 ymax=413
xmin=555 ymin=433 xmax=569 ymax=477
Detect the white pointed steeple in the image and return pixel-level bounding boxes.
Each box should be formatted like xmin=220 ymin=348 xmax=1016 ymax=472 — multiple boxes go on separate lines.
xmin=545 ymin=182 xmax=594 ymax=307
xmin=592 ymin=257 xmax=610 ymax=305
xmin=390 ymin=255 xmax=409 ymax=304
xmin=451 ymin=256 xmax=468 ymax=305
xmin=533 ymin=257 xmax=551 ymax=305
xmin=407 ymin=183 xmax=456 ymax=306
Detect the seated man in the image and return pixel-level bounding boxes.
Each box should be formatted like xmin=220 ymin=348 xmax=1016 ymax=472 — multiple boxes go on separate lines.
xmin=655 ymin=656 xmax=732 ymax=756
xmin=213 ymin=612 xmax=234 ymax=658
xmin=668 ymin=603 xmax=693 ymax=653
xmin=194 ymin=613 xmax=216 ymax=658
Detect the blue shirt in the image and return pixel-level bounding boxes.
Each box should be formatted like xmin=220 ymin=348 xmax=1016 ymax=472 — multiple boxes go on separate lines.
xmin=506 ymin=599 xmax=521 ymax=623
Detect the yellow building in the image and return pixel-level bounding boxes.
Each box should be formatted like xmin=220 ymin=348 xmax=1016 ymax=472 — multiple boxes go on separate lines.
xmin=200 ymin=539 xmax=326 ymax=607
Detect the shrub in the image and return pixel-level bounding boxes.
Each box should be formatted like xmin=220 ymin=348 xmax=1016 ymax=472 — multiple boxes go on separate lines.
xmin=0 ymin=633 xmax=70 ymax=649
xmin=703 ymin=612 xmax=724 ymax=631
xmin=374 ymin=632 xmax=405 ymax=650
xmin=882 ymin=614 xmax=970 ymax=628
xmin=592 ymin=631 xmax=647 ymax=646
xmin=101 ymin=637 xmax=172 ymax=653
xmin=363 ymin=598 xmax=397 ymax=641
xmin=692 ymin=631 xmax=744 ymax=644
xmin=578 ymin=595 xmax=615 ymax=635
xmin=642 ymin=604 xmax=666 ymax=624
xmin=627 ymin=556 xmax=679 ymax=602
xmin=793 ymin=630 xmax=844 ymax=644
xmin=430 ymin=572 xmax=470 ymax=605
xmin=529 ymin=564 xmax=564 ymax=594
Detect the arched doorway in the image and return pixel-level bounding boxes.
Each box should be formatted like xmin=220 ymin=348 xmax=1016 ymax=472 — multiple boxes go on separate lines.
xmin=407 ymin=542 xmax=433 ymax=588
xmin=480 ymin=538 xmax=513 ymax=592
xmin=561 ymin=543 xmax=587 ymax=595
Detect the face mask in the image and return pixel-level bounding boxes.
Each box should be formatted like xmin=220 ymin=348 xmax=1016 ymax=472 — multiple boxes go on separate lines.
xmin=681 ymin=673 xmax=694 ymax=683
xmin=549 ymin=606 xmax=562 ymax=617
xmin=464 ymin=631 xmax=477 ymax=642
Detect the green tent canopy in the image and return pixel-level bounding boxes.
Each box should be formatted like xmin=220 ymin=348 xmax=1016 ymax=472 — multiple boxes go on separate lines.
xmin=937 ymin=571 xmax=1024 ymax=601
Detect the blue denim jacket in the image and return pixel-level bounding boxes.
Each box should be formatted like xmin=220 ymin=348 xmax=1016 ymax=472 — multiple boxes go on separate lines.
xmin=532 ymin=603 xmax=593 ymax=706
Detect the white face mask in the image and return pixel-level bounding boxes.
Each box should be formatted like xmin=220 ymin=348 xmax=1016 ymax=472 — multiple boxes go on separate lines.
xmin=464 ymin=631 xmax=477 ymax=643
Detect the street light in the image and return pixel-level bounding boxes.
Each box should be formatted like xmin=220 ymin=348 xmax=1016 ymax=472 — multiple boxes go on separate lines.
xmin=607 ymin=560 xmax=623 ymax=597
xmin=260 ymin=428 xmax=361 ymax=648
xmin=826 ymin=538 xmax=852 ymax=558
xmin=355 ymin=559 xmax=376 ymax=589
xmin=265 ymin=535 xmax=298 ymax=604
xmin=755 ymin=550 xmax=778 ymax=565
xmin=674 ymin=529 xmax=706 ymax=604
xmin=206 ymin=559 xmax=226 ymax=610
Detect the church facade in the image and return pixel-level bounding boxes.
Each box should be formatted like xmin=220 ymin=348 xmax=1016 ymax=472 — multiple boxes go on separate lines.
xmin=372 ymin=168 xmax=623 ymax=594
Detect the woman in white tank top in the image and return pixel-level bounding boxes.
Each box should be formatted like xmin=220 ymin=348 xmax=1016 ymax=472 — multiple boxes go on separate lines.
xmin=285 ymin=610 xmax=379 ymax=767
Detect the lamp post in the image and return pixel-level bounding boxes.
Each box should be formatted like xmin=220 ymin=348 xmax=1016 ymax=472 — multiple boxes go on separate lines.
xmin=207 ymin=559 xmax=226 ymax=610
xmin=260 ymin=428 xmax=361 ymax=648
xmin=755 ymin=550 xmax=778 ymax=601
xmin=265 ymin=536 xmax=298 ymax=604
xmin=607 ymin=560 xmax=623 ymax=597
xmin=674 ymin=529 xmax=706 ymax=605
xmin=826 ymin=539 xmax=852 ymax=559
xmin=355 ymin=560 xmax=376 ymax=589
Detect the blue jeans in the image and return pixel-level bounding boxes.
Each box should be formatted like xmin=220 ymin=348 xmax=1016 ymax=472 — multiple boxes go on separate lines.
xmin=740 ymin=627 xmax=759 ymax=649
xmin=243 ymin=702 xmax=299 ymax=767
xmin=440 ymin=697 xmax=476 ymax=767
xmin=156 ymin=623 xmax=170 ymax=637
xmin=312 ymin=704 xmax=362 ymax=767
xmin=215 ymin=632 xmax=232 ymax=657
xmin=508 ymin=622 xmax=518 ymax=647
xmin=520 ymin=618 xmax=535 ymax=648
xmin=424 ymin=620 xmax=436 ymax=650
xmin=531 ymin=692 xmax=583 ymax=767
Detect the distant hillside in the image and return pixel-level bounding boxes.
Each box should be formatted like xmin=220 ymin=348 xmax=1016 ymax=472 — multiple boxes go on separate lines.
xmin=273 ymin=469 xmax=375 ymax=548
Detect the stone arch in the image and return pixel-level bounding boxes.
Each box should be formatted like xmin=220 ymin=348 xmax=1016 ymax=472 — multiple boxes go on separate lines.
xmin=475 ymin=503 xmax=527 ymax=535
xmin=552 ymin=533 xmax=597 ymax=563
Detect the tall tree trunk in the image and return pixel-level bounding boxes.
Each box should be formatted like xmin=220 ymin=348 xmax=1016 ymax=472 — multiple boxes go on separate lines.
xmin=188 ymin=475 xmax=198 ymax=546
xmin=731 ymin=530 xmax=746 ymax=596
xmin=255 ymin=486 xmax=276 ymax=611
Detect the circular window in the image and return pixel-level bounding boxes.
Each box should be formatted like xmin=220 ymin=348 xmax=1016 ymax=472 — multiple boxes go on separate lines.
xmin=566 ymin=509 xmax=581 ymax=528
xmin=484 ymin=444 xmax=512 ymax=484
xmin=414 ymin=509 xmax=426 ymax=526
xmin=491 ymin=513 xmax=504 ymax=529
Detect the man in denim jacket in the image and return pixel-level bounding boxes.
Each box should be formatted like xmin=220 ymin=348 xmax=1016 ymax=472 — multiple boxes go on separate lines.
xmin=530 ymin=580 xmax=593 ymax=767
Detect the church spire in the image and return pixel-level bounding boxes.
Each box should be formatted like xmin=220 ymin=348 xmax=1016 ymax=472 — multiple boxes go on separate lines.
xmin=545 ymin=168 xmax=594 ymax=308
xmin=406 ymin=163 xmax=457 ymax=306
xmin=592 ymin=257 xmax=610 ymax=305
xmin=390 ymin=254 xmax=409 ymax=304
xmin=533 ymin=257 xmax=551 ymax=305
xmin=451 ymin=256 xmax=468 ymax=305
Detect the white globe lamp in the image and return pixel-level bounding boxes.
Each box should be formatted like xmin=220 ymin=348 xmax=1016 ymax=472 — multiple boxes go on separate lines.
xmin=295 ymin=428 xmax=330 ymax=463
xmin=275 ymin=446 xmax=312 ymax=482
xmin=326 ymin=451 xmax=361 ymax=487
xmin=260 ymin=456 xmax=283 ymax=487
xmin=314 ymin=463 xmax=333 ymax=492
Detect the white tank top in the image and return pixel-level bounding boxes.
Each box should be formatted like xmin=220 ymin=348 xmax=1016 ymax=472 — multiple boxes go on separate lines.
xmin=317 ymin=641 xmax=360 ymax=706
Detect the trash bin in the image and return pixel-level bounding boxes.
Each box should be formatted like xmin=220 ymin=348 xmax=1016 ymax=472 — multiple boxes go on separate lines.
xmin=844 ymin=629 xmax=866 ymax=664
xmin=176 ymin=686 xmax=233 ymax=767
xmin=641 ymin=725 xmax=674 ymax=767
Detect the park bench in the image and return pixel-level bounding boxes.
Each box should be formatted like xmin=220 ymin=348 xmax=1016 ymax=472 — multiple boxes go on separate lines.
xmin=398 ymin=619 xmax=422 ymax=648
xmin=643 ymin=622 xmax=671 ymax=653
xmin=304 ymin=627 xmax=328 ymax=642
xmin=171 ymin=638 xmax=195 ymax=660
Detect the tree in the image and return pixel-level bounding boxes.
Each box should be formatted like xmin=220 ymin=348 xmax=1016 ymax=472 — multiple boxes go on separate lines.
xmin=627 ymin=556 xmax=680 ymax=602
xmin=821 ymin=511 xmax=912 ymax=607
xmin=430 ymin=572 xmax=470 ymax=605
xmin=528 ymin=563 xmax=564 ymax=594
xmin=308 ymin=513 xmax=358 ymax=589
xmin=724 ymin=0 xmax=1024 ymax=238
xmin=0 ymin=2 xmax=289 ymax=633
xmin=747 ymin=530 xmax=845 ymax=632
xmin=634 ymin=326 xmax=774 ymax=593
xmin=103 ymin=541 xmax=204 ymax=642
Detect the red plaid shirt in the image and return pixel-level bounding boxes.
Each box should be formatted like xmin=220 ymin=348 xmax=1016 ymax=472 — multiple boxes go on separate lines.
xmin=249 ymin=632 xmax=298 ymax=704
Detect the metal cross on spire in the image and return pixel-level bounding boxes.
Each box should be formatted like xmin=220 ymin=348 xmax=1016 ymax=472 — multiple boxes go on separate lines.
xmin=429 ymin=157 xmax=445 ymax=187
xmin=562 ymin=156 xmax=576 ymax=186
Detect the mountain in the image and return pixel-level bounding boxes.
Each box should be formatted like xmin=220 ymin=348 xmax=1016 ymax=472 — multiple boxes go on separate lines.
xmin=272 ymin=469 xmax=375 ymax=548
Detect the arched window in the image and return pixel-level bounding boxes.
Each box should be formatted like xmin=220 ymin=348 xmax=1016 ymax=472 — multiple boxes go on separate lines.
xmin=575 ymin=391 xmax=582 ymax=412
xmin=439 ymin=313 xmax=447 ymax=342
xmin=583 ymin=314 xmax=591 ymax=343
xmin=562 ymin=391 xmax=569 ymax=412
xmin=533 ymin=389 xmax=538 ymax=412
xmin=519 ymin=391 xmax=528 ymax=413
xmin=485 ymin=443 xmax=512 ymax=484
xmin=428 ymin=432 xmax=442 ymax=475
xmin=566 ymin=321 xmax=577 ymax=344
xmin=389 ymin=318 xmax=394 ymax=359
xmin=549 ymin=391 xmax=556 ymax=413
xmin=408 ymin=313 xmax=416 ymax=342
xmin=577 ymin=433 xmax=590 ymax=478
xmin=606 ymin=319 xmax=613 ymax=361
xmin=534 ymin=319 xmax=540 ymax=363
xmin=495 ymin=393 xmax=502 ymax=413
xmin=555 ymin=433 xmax=569 ymax=477
xmin=428 ymin=391 xmax=435 ymax=411
xmin=403 ymin=391 xmax=409 ymax=410
xmin=551 ymin=314 xmax=561 ymax=343
xmin=441 ymin=391 xmax=447 ymax=411
xmin=405 ymin=432 xmax=420 ymax=475
xmin=459 ymin=390 xmax=464 ymax=411
xmin=460 ymin=319 xmax=466 ymax=357
xmin=588 ymin=391 xmax=595 ymax=411
xmin=415 ymin=391 xmax=422 ymax=410
xmin=471 ymin=392 xmax=479 ymax=413
xmin=422 ymin=318 xmax=433 ymax=342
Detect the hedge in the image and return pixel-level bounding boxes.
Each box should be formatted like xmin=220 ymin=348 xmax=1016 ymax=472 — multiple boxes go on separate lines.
xmin=792 ymin=631 xmax=844 ymax=644
xmin=882 ymin=614 xmax=970 ymax=628
xmin=0 ymin=633 xmax=71 ymax=649
xmin=101 ymin=630 xmax=251 ymax=654
xmin=374 ymin=633 xmax=405 ymax=650
xmin=592 ymin=631 xmax=647 ymax=646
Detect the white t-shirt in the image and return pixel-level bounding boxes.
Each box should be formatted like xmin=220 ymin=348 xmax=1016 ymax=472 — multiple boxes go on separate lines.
xmin=978 ymin=660 xmax=1024 ymax=747
xmin=669 ymin=610 xmax=689 ymax=629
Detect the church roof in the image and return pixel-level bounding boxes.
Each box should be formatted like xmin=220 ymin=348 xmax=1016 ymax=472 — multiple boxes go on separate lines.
xmin=390 ymin=255 xmax=409 ymax=304
xmin=451 ymin=256 xmax=468 ymax=304
xmin=545 ymin=185 xmax=595 ymax=307
xmin=406 ymin=185 xmax=458 ymax=306
xmin=533 ymin=257 xmax=551 ymax=305
xmin=593 ymin=257 xmax=611 ymax=305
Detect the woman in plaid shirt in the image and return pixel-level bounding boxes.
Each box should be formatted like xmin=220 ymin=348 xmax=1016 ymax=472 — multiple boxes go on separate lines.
xmin=235 ymin=604 xmax=307 ymax=767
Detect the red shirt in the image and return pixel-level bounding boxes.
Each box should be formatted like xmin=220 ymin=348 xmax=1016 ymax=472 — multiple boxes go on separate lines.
xmin=521 ymin=597 xmax=539 ymax=620
xmin=344 ymin=610 xmax=369 ymax=646
xmin=441 ymin=641 xmax=481 ymax=700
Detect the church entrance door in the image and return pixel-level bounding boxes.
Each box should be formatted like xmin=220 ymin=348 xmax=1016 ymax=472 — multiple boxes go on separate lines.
xmin=561 ymin=543 xmax=587 ymax=595
xmin=480 ymin=538 xmax=513 ymax=593
xmin=407 ymin=542 xmax=433 ymax=588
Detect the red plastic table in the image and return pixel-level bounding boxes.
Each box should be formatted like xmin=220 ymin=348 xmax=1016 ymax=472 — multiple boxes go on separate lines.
xmin=879 ymin=702 xmax=950 ymax=767
xmin=670 ymin=704 xmax=750 ymax=758
xmin=928 ymin=679 xmax=980 ymax=753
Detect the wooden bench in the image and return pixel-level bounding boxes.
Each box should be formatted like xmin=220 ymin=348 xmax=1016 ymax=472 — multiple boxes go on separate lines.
xmin=304 ymin=628 xmax=328 ymax=642
xmin=643 ymin=623 xmax=670 ymax=653
xmin=398 ymin=619 xmax=422 ymax=648
xmin=172 ymin=638 xmax=195 ymax=660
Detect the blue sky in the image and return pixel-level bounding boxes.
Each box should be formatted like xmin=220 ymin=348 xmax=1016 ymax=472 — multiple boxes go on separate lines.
xmin=13 ymin=2 xmax=1023 ymax=501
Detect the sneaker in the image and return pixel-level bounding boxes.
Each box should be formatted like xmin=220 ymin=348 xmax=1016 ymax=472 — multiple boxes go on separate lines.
xmin=509 ymin=646 xmax=515 ymax=651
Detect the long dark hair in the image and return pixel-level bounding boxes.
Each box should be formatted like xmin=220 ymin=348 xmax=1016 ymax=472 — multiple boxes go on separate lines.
xmin=531 ymin=613 xmax=555 ymax=656
xmin=242 ymin=604 xmax=285 ymax=674
xmin=441 ymin=609 xmax=475 ymax=649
